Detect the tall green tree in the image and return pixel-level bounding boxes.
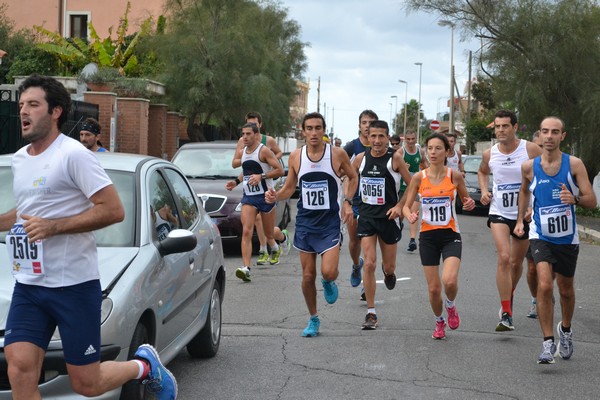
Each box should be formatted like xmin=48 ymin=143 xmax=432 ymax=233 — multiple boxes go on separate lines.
xmin=396 ymin=99 xmax=423 ymax=133
xmin=404 ymin=0 xmax=600 ymax=177
xmin=156 ymin=0 xmax=307 ymax=140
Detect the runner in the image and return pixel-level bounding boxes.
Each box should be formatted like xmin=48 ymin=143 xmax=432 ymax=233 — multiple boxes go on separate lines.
xmin=445 ymin=132 xmax=464 ymax=173
xmin=266 ymin=112 xmax=357 ymax=337
xmin=478 ymin=109 xmax=542 ymax=331
xmin=514 ymin=116 xmax=596 ymax=363
xmin=403 ymin=133 xmax=475 ymax=339
xmin=352 ymin=120 xmax=411 ymax=330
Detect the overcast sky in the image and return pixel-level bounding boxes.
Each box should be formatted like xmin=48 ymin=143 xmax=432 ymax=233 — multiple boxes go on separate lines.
xmin=279 ymin=0 xmax=480 ymax=144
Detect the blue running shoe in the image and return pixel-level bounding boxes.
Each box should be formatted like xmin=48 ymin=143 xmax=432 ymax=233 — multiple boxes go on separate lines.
xmin=537 ymin=339 xmax=557 ymax=364
xmin=350 ymin=257 xmax=364 ymax=287
xmin=135 ymin=344 xmax=178 ymax=400
xmin=322 ymin=279 xmax=339 ymax=304
xmin=302 ymin=316 xmax=320 ymax=337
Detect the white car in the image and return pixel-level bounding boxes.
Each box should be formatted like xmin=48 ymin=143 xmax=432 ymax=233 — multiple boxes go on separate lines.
xmin=0 ymin=152 xmax=225 ymax=399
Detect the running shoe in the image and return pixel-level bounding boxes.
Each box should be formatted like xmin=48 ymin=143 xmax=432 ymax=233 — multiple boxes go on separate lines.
xmin=361 ymin=313 xmax=378 ymax=330
xmin=281 ymin=229 xmax=291 ymax=256
xmin=321 ymin=279 xmax=339 ymax=304
xmin=257 ymin=251 xmax=269 ymax=265
xmin=135 ymin=344 xmax=178 ymax=400
xmin=537 ymin=339 xmax=557 ymax=364
xmin=269 ymin=246 xmax=283 ymax=265
xmin=235 ymin=266 xmax=251 ymax=282
xmin=350 ymin=257 xmax=364 ymax=287
xmin=446 ymin=306 xmax=460 ymax=330
xmin=527 ymin=299 xmax=538 ymax=319
xmin=407 ymin=238 xmax=417 ymax=252
xmin=432 ymin=320 xmax=446 ymax=340
xmin=496 ymin=312 xmax=514 ymax=331
xmin=302 ymin=316 xmax=320 ymax=337
xmin=360 ymin=287 xmax=366 ymax=301
xmin=557 ymin=322 xmax=573 ymax=360
xmin=381 ymin=264 xmax=396 ymax=290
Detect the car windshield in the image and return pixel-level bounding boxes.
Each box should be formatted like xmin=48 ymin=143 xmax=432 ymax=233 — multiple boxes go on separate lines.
xmin=173 ymin=147 xmax=240 ymax=179
xmin=463 ymin=156 xmax=481 ymax=174
xmin=0 ymin=167 xmax=135 ymax=247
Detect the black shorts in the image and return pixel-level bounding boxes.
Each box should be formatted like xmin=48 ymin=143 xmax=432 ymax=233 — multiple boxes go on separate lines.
xmin=529 ymin=239 xmax=579 ymax=278
xmin=487 ymin=214 xmax=529 ymax=240
xmin=419 ymin=229 xmax=462 ymax=266
xmin=526 ymin=245 xmax=533 ymax=261
xmin=357 ymin=216 xmax=402 ymax=245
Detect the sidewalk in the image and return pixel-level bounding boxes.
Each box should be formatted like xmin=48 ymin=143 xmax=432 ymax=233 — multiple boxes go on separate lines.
xmin=578 ymin=215 xmax=600 ymax=245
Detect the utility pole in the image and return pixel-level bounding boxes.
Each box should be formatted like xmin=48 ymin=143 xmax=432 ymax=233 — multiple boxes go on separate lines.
xmin=316 ymin=76 xmax=321 ymax=113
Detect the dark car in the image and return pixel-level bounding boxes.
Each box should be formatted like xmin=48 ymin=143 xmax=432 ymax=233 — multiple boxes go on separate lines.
xmin=456 ymin=155 xmax=491 ymax=214
xmin=172 ymin=142 xmax=291 ymax=252
xmin=280 ymin=151 xmax=300 ymax=199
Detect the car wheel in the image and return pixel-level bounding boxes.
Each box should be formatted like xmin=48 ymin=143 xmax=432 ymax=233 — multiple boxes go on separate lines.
xmin=278 ymin=203 xmax=290 ymax=230
xmin=120 ymin=322 xmax=149 ymax=400
xmin=187 ymin=280 xmax=222 ymax=358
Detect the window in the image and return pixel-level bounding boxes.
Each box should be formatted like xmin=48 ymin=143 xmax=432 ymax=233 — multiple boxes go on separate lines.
xmin=70 ymin=14 xmax=88 ymax=39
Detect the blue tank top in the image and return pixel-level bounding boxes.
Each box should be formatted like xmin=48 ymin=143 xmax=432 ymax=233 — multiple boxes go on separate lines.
xmin=530 ymin=153 xmax=579 ymax=244
xmin=296 ymin=144 xmax=343 ymax=233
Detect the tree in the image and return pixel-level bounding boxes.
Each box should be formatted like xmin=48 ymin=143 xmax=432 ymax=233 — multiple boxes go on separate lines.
xmin=404 ymin=0 xmax=600 ymax=177
xmin=155 ymin=0 xmax=307 ymax=140
xmin=396 ymin=99 xmax=423 ymax=133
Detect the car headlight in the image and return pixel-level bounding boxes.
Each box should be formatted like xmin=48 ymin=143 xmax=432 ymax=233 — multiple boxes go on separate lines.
xmin=466 ymin=187 xmax=477 ymax=193
xmin=235 ymin=202 xmax=243 ymax=212
xmin=101 ymin=297 xmax=113 ymax=324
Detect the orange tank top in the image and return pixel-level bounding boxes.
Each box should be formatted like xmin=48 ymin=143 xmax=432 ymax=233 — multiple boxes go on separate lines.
xmin=418 ymin=167 xmax=459 ymax=233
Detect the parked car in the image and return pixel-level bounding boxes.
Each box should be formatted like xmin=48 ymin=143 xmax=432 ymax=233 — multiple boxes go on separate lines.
xmin=456 ymin=154 xmax=491 ymax=214
xmin=172 ymin=142 xmax=291 ymax=252
xmin=280 ymin=151 xmax=299 ymax=199
xmin=0 ymin=153 xmax=225 ymax=400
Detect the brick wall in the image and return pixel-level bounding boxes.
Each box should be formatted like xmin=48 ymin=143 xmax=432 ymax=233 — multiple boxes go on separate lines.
xmin=149 ymin=104 xmax=167 ymax=158
xmin=83 ymin=91 xmax=116 ymax=150
xmin=166 ymin=111 xmax=182 ymax=160
xmin=116 ymin=98 xmax=150 ymax=154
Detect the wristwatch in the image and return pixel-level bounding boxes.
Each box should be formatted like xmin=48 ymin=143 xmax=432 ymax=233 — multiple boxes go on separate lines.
xmin=261 ymin=172 xmax=267 ymax=180
xmin=344 ymin=197 xmax=353 ymax=206
xmin=574 ymin=195 xmax=581 ymax=205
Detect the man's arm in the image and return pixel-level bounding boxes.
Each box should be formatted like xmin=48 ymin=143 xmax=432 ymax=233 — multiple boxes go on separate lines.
xmin=457 ymin=151 xmax=465 ymax=174
xmin=0 ymin=208 xmax=17 ymax=231
xmin=514 ymin=160 xmax=533 ymax=237
xmin=419 ymin=147 xmax=429 ymax=169
xmin=569 ymin=157 xmax=597 ymax=209
xmin=526 ymin=140 xmax=543 ymax=159
xmin=266 ymin=136 xmax=283 ymax=160
xmin=478 ymin=149 xmax=492 ymax=205
xmin=335 ymin=147 xmax=358 ymax=224
xmin=21 ymin=185 xmax=125 ymax=242
xmin=266 ymin=149 xmax=300 ymax=203
xmin=232 ymin=137 xmax=244 ymax=168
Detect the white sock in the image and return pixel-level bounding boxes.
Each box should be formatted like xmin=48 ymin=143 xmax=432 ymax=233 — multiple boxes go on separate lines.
xmin=436 ymin=315 xmax=445 ymax=322
xmin=445 ymin=299 xmax=455 ymax=308
xmin=260 ymin=246 xmax=267 ymax=253
xmin=271 ymin=243 xmax=279 ymax=252
xmin=133 ymin=359 xmax=146 ymax=380
xmin=368 ymin=307 xmax=376 ymax=315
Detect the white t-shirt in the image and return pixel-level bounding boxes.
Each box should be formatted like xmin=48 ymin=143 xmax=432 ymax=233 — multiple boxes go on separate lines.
xmin=10 ymin=134 xmax=113 ymax=287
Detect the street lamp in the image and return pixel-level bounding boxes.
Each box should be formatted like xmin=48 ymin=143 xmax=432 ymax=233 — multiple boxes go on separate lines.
xmin=398 ymin=79 xmax=408 ymax=135
xmin=389 ymin=102 xmax=393 ymax=126
xmin=438 ymin=20 xmax=455 ymax=135
xmin=414 ymin=62 xmax=423 ymax=144
xmin=390 ymin=95 xmax=398 ymax=134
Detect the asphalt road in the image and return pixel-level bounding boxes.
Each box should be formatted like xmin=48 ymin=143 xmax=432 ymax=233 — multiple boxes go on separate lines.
xmin=168 ymin=210 xmax=600 ymax=400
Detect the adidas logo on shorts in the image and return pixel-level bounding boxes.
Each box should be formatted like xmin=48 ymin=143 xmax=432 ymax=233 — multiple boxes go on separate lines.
xmin=84 ymin=345 xmax=97 ymax=356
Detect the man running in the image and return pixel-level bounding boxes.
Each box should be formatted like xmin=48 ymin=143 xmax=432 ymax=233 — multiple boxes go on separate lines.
xmin=266 ymin=112 xmax=357 ymax=337
xmin=445 ymin=132 xmax=464 ymax=174
xmin=352 ymin=120 xmax=411 ymax=330
xmin=514 ymin=116 xmax=596 ymax=364
xmin=478 ymin=109 xmax=543 ymax=331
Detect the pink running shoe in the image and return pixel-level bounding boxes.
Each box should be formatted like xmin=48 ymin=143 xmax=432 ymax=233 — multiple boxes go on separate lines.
xmin=446 ymin=306 xmax=461 ymax=330
xmin=432 ymin=320 xmax=446 ymax=340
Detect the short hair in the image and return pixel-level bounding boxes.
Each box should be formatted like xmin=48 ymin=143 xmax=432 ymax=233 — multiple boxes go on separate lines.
xmin=540 ymin=116 xmax=565 ymax=131
xmin=301 ymin=112 xmax=326 ymax=130
xmin=368 ymin=120 xmax=389 ymax=135
xmin=358 ymin=109 xmax=378 ymax=122
xmin=245 ymin=111 xmax=262 ymax=125
xmin=445 ymin=132 xmax=457 ymax=140
xmin=19 ymin=74 xmax=72 ymax=129
xmin=390 ymin=134 xmax=400 ymax=143
xmin=426 ymin=132 xmax=451 ymax=151
xmin=404 ymin=129 xmax=416 ymax=137
xmin=494 ymin=109 xmax=517 ymax=126
xmin=81 ymin=117 xmax=101 ymax=135
xmin=242 ymin=122 xmax=259 ymax=134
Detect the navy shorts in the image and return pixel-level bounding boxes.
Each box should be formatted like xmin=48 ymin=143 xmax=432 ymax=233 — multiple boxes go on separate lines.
xmin=5 ymin=280 xmax=102 ymax=366
xmin=419 ymin=229 xmax=462 ymax=266
xmin=529 ymin=239 xmax=579 ymax=278
xmin=242 ymin=195 xmax=275 ymax=213
xmin=294 ymin=229 xmax=341 ymax=254
xmin=487 ymin=214 xmax=529 ymax=240
xmin=357 ymin=216 xmax=401 ymax=245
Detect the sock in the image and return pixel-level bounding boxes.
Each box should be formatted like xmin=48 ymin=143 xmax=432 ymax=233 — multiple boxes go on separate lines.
xmin=310 ymin=314 xmax=318 ymax=320
xmin=532 ymin=297 xmax=537 ymax=304
xmin=544 ymin=336 xmax=554 ymax=342
xmin=368 ymin=307 xmax=376 ymax=315
xmin=133 ymin=359 xmax=149 ymax=380
xmin=435 ymin=315 xmax=445 ymax=323
xmin=245 ymin=265 xmax=251 ymax=270
xmin=260 ymin=246 xmax=267 ymax=253
xmin=445 ymin=299 xmax=455 ymax=308
xmin=501 ymin=300 xmax=512 ymax=316
xmin=561 ymin=324 xmax=571 ymax=333
xmin=270 ymin=243 xmax=279 ymax=253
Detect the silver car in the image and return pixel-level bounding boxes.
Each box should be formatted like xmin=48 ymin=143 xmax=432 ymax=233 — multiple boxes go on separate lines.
xmin=0 ymin=152 xmax=225 ymax=399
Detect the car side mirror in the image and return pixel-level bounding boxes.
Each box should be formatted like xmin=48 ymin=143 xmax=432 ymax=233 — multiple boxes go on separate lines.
xmin=156 ymin=229 xmax=197 ymax=257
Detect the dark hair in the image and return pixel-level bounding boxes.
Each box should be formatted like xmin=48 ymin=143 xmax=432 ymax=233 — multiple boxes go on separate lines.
xmin=301 ymin=112 xmax=326 ymax=130
xmin=540 ymin=116 xmax=565 ymax=131
xmin=242 ymin=122 xmax=259 ymax=133
xmin=445 ymin=132 xmax=457 ymax=139
xmin=390 ymin=134 xmax=400 ymax=143
xmin=19 ymin=74 xmax=72 ymax=129
xmin=368 ymin=120 xmax=389 ymax=135
xmin=494 ymin=109 xmax=517 ymax=126
xmin=245 ymin=111 xmax=262 ymax=125
xmin=358 ymin=109 xmax=378 ymax=122
xmin=81 ymin=117 xmax=101 ymax=135
xmin=426 ymin=132 xmax=451 ymax=151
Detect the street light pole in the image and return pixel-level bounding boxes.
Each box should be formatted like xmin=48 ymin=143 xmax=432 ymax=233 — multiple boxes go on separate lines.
xmin=398 ymin=79 xmax=408 ymax=135
xmin=390 ymin=95 xmax=398 ymax=134
xmin=438 ymin=20 xmax=455 ymax=135
xmin=389 ymin=103 xmax=393 ymax=126
xmin=414 ymin=62 xmax=423 ymax=144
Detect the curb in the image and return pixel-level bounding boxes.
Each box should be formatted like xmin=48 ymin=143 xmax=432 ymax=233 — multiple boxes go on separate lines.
xmin=578 ymin=225 xmax=600 ymax=245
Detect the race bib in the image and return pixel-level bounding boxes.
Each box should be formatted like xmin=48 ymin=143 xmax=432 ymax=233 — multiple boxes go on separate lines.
xmin=360 ymin=177 xmax=385 ymax=205
xmin=540 ymin=204 xmax=574 ymax=238
xmin=302 ymin=180 xmax=330 ymax=210
xmin=243 ymin=175 xmax=264 ymax=196
xmin=495 ymin=182 xmax=520 ymax=213
xmin=422 ymin=196 xmax=451 ymax=226
xmin=6 ymin=223 xmax=44 ymax=276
